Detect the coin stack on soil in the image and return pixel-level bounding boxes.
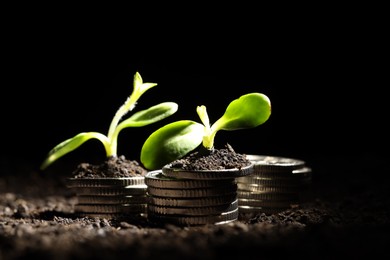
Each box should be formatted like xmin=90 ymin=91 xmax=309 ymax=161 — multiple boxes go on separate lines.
xmin=145 ymin=165 xmax=253 ymax=226
xmin=66 ymin=177 xmax=148 ymax=218
xmin=237 ymin=155 xmax=312 ymax=215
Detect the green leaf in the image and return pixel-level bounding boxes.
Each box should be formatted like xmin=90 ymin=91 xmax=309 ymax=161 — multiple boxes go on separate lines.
xmin=129 ymin=71 xmax=158 ymax=105
xmin=140 ymin=120 xmax=204 ymax=170
xmin=116 ymin=102 xmax=179 ymax=130
xmin=212 ymin=93 xmax=271 ymax=132
xmin=196 ymin=105 xmax=210 ymax=128
xmin=40 ymin=132 xmax=109 ymax=170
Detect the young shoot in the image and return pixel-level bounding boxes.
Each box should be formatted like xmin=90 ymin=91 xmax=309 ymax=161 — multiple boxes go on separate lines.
xmin=40 ymin=72 xmax=178 ymax=170
xmin=140 ymin=92 xmax=271 ymax=170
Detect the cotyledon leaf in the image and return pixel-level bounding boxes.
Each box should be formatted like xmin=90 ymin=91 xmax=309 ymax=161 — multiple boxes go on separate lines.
xmin=140 ymin=120 xmax=204 ymax=170
xmin=40 ymin=132 xmax=109 ymax=170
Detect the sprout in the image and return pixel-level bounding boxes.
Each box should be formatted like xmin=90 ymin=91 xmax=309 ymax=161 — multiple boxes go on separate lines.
xmin=40 ymin=72 xmax=178 ymax=170
xmin=140 ymin=92 xmax=271 ymax=170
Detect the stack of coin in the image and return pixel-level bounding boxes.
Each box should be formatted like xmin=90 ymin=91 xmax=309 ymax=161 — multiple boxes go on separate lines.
xmin=145 ymin=165 xmax=253 ymax=226
xmin=237 ymin=155 xmax=312 ymax=215
xmin=66 ymin=177 xmax=148 ymax=218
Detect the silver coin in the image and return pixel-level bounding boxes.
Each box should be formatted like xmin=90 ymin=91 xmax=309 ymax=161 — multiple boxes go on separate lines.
xmin=148 ymin=194 xmax=238 ymax=207
xmin=237 ymin=190 xmax=299 ymax=201
xmin=238 ymin=166 xmax=312 ymax=182
xmin=238 ymin=205 xmax=289 ymax=214
xmin=75 ymin=203 xmax=147 ymax=214
xmin=293 ymin=166 xmax=312 ymax=176
xmin=147 ymin=199 xmax=238 ymax=216
xmin=238 ymin=198 xmax=298 ymax=208
xmin=147 ymin=208 xmax=239 ymax=226
xmin=253 ymin=166 xmax=312 ymax=180
xmin=145 ymin=170 xmax=236 ymax=189
xmin=76 ymin=195 xmax=148 ymax=204
xmin=237 ymin=176 xmax=312 ymax=187
xmin=237 ymin=183 xmax=302 ymax=193
xmin=162 ymin=163 xmax=254 ymax=180
xmin=70 ymin=185 xmax=147 ymax=196
xmin=246 ymin=155 xmax=306 ymax=174
xmin=66 ymin=177 xmax=145 ymax=187
xmin=75 ymin=212 xmax=147 ymax=219
xmin=147 ymin=185 xmax=237 ymax=198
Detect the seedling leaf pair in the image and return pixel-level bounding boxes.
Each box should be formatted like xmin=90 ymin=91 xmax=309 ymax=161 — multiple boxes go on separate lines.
xmin=40 ymin=72 xmax=178 ymax=170
xmin=140 ymin=93 xmax=271 ymax=170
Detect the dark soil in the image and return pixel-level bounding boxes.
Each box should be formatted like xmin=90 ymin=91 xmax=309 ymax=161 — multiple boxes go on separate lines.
xmin=1 ymin=147 xmax=389 ymax=259
xmin=168 ymin=144 xmax=251 ymax=171
xmin=72 ymin=155 xmax=148 ymax=178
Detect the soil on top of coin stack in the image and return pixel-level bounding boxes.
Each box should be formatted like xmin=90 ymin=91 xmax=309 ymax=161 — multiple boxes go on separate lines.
xmin=169 ymin=143 xmax=251 ymax=170
xmin=71 ymin=155 xmax=148 ymax=178
xmin=71 ymin=143 xmax=245 ymax=178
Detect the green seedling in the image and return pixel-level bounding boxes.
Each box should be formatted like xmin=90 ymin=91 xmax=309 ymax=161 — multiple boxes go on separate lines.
xmin=40 ymin=72 xmax=178 ymax=170
xmin=140 ymin=92 xmax=271 ymax=170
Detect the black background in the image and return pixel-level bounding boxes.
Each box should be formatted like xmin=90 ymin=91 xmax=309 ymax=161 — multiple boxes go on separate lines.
xmin=2 ymin=6 xmax=387 ymax=178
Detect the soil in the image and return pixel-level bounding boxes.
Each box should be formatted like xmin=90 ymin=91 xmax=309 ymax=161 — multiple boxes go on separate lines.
xmin=168 ymin=144 xmax=251 ymax=171
xmin=72 ymin=155 xmax=148 ymax=178
xmin=1 ymin=146 xmax=389 ymax=259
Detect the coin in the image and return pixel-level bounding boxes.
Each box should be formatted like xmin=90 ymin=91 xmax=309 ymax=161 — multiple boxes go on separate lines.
xmin=237 ymin=166 xmax=312 ymax=184
xmin=75 ymin=212 xmax=147 ymax=219
xmin=66 ymin=177 xmax=145 ymax=187
xmin=237 ymin=183 xmax=303 ymax=193
xmin=148 ymin=194 xmax=238 ymax=207
xmin=145 ymin=170 xmax=236 ymax=189
xmin=162 ymin=163 xmax=254 ymax=180
xmin=238 ymin=205 xmax=288 ymax=214
xmin=246 ymin=155 xmax=306 ymax=175
xmin=70 ymin=185 xmax=147 ymax=196
xmin=75 ymin=203 xmax=147 ymax=214
xmin=147 ymin=208 xmax=239 ymax=226
xmin=76 ymin=195 xmax=148 ymax=204
xmin=237 ymin=198 xmax=298 ymax=208
xmin=237 ymin=190 xmax=299 ymax=201
xmin=147 ymin=199 xmax=238 ymax=216
xmin=293 ymin=166 xmax=312 ymax=176
xmin=147 ymin=184 xmax=237 ymax=198
xmin=237 ymin=176 xmax=311 ymax=187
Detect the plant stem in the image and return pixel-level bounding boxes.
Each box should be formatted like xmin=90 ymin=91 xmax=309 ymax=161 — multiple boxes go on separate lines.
xmin=107 ymin=96 xmax=135 ymax=157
